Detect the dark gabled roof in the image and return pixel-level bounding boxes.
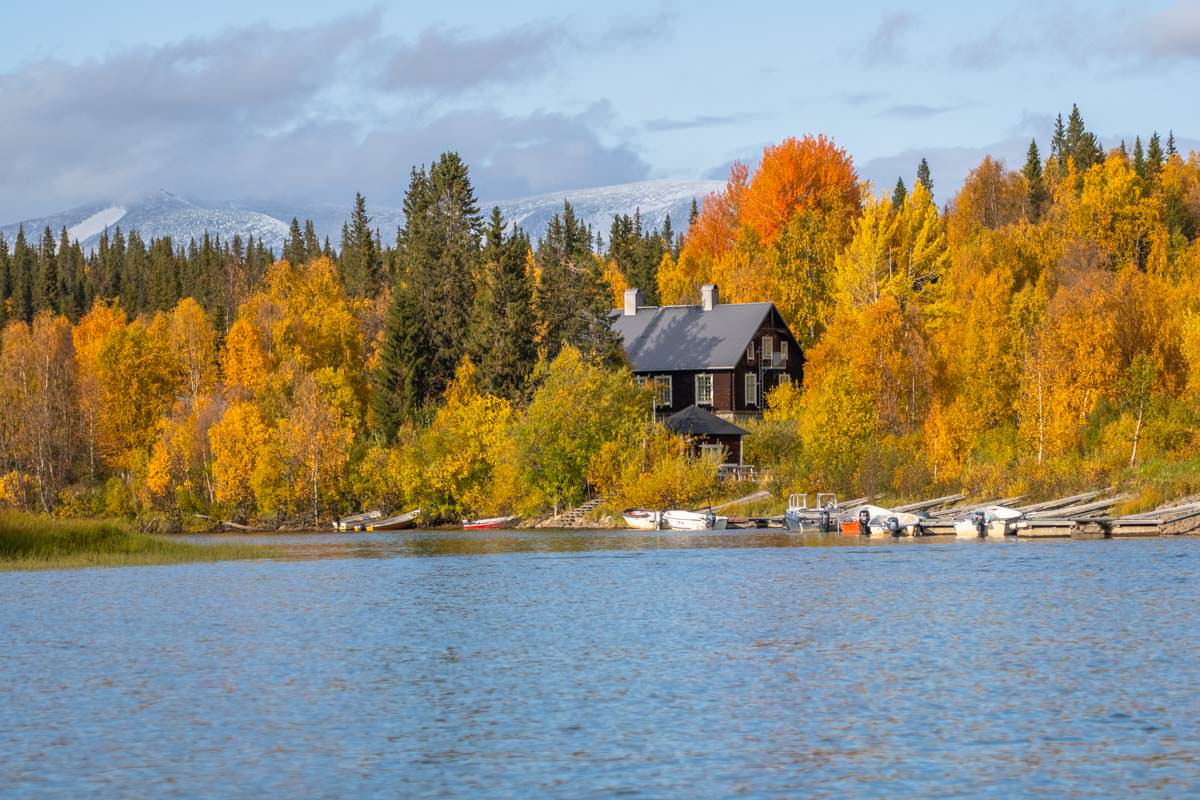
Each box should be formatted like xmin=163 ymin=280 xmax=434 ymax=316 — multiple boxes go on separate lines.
xmin=611 ymin=302 xmax=774 ymax=371
xmin=664 ymin=405 xmax=750 ymax=437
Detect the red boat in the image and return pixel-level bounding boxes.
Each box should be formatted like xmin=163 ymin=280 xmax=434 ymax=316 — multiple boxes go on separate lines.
xmin=462 ymin=515 xmax=519 ymax=530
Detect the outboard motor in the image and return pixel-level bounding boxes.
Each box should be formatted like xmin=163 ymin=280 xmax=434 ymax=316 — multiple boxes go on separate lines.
xmin=818 ymin=509 xmax=832 ymax=533
xmin=857 ymin=508 xmax=871 ymax=536
xmin=705 ymin=508 xmax=716 ymax=529
xmin=972 ymin=509 xmax=987 ymax=537
xmin=885 ymin=516 xmax=901 ymax=537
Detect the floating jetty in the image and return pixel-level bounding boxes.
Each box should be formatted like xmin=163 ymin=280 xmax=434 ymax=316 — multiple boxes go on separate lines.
xmin=785 ymin=490 xmax=1200 ymax=539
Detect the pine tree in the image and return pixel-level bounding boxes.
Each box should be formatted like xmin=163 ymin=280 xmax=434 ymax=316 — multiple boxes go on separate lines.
xmin=339 ymin=193 xmax=383 ymax=297
xmin=372 ymin=282 xmax=432 ymax=439
xmin=284 ymin=217 xmax=305 ymax=264
xmin=1118 ymin=140 xmax=1128 ymax=160
xmin=536 ymin=201 xmax=623 ymax=365
xmin=916 ymin=158 xmax=933 ymax=193
xmin=1167 ymin=130 xmax=1177 ymax=157
xmin=1023 ymin=139 xmax=1047 ymax=223
xmin=688 ymin=198 xmax=699 ymax=228
xmin=1134 ymin=136 xmax=1146 ymax=181
xmin=394 ymin=153 xmax=483 ymax=401
xmin=892 ymin=177 xmax=908 ymax=210
xmin=467 ymin=208 xmax=537 ymax=399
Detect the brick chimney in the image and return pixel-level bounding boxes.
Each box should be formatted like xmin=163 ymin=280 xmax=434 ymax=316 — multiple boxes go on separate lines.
xmin=701 ymin=284 xmax=719 ymax=311
xmin=623 ymin=287 xmax=642 ymax=316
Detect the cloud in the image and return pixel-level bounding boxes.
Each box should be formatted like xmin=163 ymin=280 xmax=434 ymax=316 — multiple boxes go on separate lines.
xmin=643 ymin=114 xmax=752 ymax=132
xmin=380 ymin=8 xmax=675 ymax=93
xmin=381 ymin=24 xmax=563 ymax=92
xmin=1131 ymin=1 xmax=1200 ymax=60
xmin=861 ymin=11 xmax=917 ymax=66
xmin=879 ymin=104 xmax=955 ymax=119
xmin=0 ymin=13 xmax=654 ymax=222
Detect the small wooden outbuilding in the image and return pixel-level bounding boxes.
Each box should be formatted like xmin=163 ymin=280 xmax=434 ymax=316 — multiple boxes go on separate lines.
xmin=664 ymin=404 xmax=750 ymax=465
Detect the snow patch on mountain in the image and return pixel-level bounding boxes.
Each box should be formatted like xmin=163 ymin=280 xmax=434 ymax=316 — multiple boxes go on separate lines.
xmin=67 ymin=206 xmax=126 ymax=243
xmin=1 ymin=178 xmax=723 ymax=255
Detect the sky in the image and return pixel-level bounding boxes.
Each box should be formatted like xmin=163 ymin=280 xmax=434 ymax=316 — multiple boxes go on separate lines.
xmin=3 ymin=0 xmax=1200 ymax=221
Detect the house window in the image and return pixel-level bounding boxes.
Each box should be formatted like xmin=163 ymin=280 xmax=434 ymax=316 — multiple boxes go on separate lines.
xmin=700 ymin=443 xmax=725 ymax=462
xmin=695 ymin=373 xmax=714 ymax=405
xmin=761 ymin=335 xmax=773 ymax=367
xmin=779 ymin=340 xmax=788 ymax=364
xmin=746 ymin=343 xmax=755 ymax=362
xmin=653 ymin=375 xmax=672 ymax=407
xmin=745 ymin=373 xmax=758 ymax=407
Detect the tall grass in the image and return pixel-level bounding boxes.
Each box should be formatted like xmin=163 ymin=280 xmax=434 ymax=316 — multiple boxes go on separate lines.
xmin=0 ymin=511 xmax=276 ymax=571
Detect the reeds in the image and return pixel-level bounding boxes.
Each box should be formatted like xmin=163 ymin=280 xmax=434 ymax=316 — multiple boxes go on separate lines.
xmin=0 ymin=511 xmax=275 ymax=570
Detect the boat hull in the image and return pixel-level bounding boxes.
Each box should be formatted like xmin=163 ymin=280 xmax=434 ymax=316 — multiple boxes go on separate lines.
xmin=662 ymin=510 xmax=728 ymax=531
xmin=623 ymin=510 xmax=662 ymax=530
xmin=462 ymin=516 xmax=519 ymax=530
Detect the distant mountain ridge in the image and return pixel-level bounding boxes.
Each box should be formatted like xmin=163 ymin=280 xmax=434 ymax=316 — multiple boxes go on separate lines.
xmin=1 ymin=179 xmax=723 ymax=255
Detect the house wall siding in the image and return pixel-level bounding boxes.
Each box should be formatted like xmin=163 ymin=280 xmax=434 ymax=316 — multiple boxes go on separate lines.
xmin=632 ymin=302 xmax=805 ymax=418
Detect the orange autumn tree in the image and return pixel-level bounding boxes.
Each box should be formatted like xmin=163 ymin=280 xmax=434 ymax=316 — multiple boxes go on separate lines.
xmin=665 ymin=136 xmax=860 ymax=343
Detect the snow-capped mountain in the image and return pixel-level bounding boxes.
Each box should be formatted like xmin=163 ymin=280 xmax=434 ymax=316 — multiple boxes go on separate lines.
xmin=1 ymin=178 xmax=723 ymax=254
xmin=0 ymin=191 xmax=290 ymax=254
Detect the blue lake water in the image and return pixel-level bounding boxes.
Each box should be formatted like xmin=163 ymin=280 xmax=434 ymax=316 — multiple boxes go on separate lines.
xmin=1 ymin=531 xmax=1198 ymax=798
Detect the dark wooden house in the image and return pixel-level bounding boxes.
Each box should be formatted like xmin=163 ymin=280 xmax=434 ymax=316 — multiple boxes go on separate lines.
xmin=664 ymin=404 xmax=750 ymax=471
xmin=612 ymin=284 xmax=804 ymax=423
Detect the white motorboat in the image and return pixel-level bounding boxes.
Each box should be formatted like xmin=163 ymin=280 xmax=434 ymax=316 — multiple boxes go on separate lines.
xmin=662 ymin=509 xmax=728 ymax=531
xmin=622 ymin=509 xmax=663 ymax=530
xmin=837 ymin=505 xmax=929 ymax=537
xmin=955 ymin=506 xmax=1023 ymax=538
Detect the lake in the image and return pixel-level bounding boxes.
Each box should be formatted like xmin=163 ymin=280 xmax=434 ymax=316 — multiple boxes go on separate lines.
xmin=1 ymin=531 xmax=1197 ymax=798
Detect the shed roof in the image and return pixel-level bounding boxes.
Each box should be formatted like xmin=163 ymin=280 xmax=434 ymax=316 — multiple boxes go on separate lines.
xmin=664 ymin=404 xmax=750 ymax=437
xmin=610 ymin=302 xmax=773 ymax=371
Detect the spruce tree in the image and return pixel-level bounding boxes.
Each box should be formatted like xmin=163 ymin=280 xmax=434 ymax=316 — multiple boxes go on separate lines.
xmin=340 ymin=193 xmax=383 ymax=297
xmin=1133 ymin=136 xmax=1146 ymax=180
xmin=394 ymin=153 xmax=483 ymax=402
xmin=1147 ymin=132 xmax=1164 ymax=177
xmin=1023 ymin=139 xmax=1047 ymax=222
xmin=467 ymin=208 xmax=537 ymax=399
xmin=372 ymin=282 xmax=432 ymax=439
xmin=1050 ymin=113 xmax=1067 ymax=163
xmin=11 ymin=227 xmax=34 ymax=323
xmin=892 ymin=177 xmax=908 ymax=210
xmin=916 ymin=158 xmax=932 ymax=193
xmin=688 ymin=198 xmax=699 ymax=228
xmin=284 ymin=217 xmax=305 ymax=264
xmin=1167 ymin=131 xmax=1177 ymax=157
xmin=303 ymin=220 xmax=320 ymax=260
xmin=536 ymin=201 xmax=623 ymax=366
xmin=36 ymin=226 xmax=59 ymax=313
xmin=0 ymin=233 xmax=9 ymax=327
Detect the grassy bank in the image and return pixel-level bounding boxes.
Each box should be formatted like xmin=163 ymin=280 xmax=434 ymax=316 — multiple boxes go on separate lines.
xmin=0 ymin=512 xmax=277 ymax=571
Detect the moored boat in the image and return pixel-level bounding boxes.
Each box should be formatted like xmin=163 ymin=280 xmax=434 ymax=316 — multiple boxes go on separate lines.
xmin=622 ymin=509 xmax=663 ymax=530
xmin=662 ymin=509 xmax=728 ymax=531
xmin=837 ymin=505 xmax=929 ymax=537
xmin=462 ymin=515 xmax=520 ymax=530
xmin=784 ymin=493 xmax=839 ymax=532
xmin=334 ymin=510 xmax=382 ymax=531
xmin=366 ymin=509 xmax=421 ymax=531
xmin=955 ymin=505 xmax=1022 ymax=538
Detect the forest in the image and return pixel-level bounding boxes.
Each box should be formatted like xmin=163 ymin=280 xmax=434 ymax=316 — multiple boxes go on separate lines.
xmin=3 ymin=105 xmax=1200 ymax=525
